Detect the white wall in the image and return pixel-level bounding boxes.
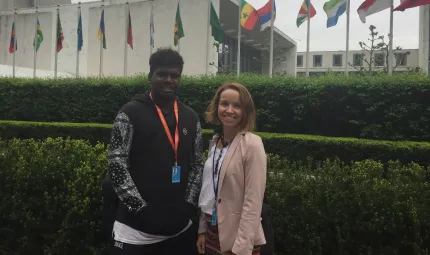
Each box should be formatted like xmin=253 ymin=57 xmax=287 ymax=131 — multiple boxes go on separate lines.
xmin=0 ymin=0 xmax=219 ymax=77
xmin=261 ymin=45 xmax=297 ymax=75
xmin=273 ymin=45 xmax=297 ymax=76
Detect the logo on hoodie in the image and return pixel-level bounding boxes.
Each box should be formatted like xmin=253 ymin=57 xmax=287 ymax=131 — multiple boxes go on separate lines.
xmin=183 ymin=128 xmax=187 ymax=135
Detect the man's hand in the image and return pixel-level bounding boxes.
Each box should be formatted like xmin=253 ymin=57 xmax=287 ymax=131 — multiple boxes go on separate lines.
xmin=197 ymin=233 xmax=206 ymax=254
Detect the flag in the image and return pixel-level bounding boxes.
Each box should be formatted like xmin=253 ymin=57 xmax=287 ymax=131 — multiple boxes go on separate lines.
xmin=174 ymin=2 xmax=184 ymax=46
xmin=9 ymin=22 xmax=17 ymax=53
xmin=56 ymin=12 xmax=64 ymax=52
xmin=357 ymin=0 xmax=391 ymax=23
xmin=150 ymin=15 xmax=155 ymax=48
xmin=323 ymin=0 xmax=346 ymax=27
xmin=393 ymin=0 xmax=430 ymax=11
xmin=33 ymin=17 xmax=43 ymax=52
xmin=77 ymin=10 xmax=83 ymax=51
xmin=127 ymin=9 xmax=133 ymax=49
xmin=240 ymin=0 xmax=259 ymax=30
xmin=297 ymin=0 xmax=316 ymax=27
xmin=210 ymin=1 xmax=224 ymax=43
xmin=257 ymin=0 xmax=276 ymax=31
xmin=98 ymin=9 xmax=106 ymax=49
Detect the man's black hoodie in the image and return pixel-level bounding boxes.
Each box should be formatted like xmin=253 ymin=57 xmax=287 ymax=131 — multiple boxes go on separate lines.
xmin=107 ymin=92 xmax=203 ymax=236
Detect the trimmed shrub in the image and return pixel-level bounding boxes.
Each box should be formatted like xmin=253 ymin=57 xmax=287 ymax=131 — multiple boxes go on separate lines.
xmin=1 ymin=120 xmax=430 ymax=166
xmin=2 ymin=138 xmax=430 ymax=254
xmin=1 ymin=73 xmax=430 ymax=141
xmin=266 ymin=158 xmax=430 ymax=254
xmin=0 ymin=138 xmax=109 ymax=254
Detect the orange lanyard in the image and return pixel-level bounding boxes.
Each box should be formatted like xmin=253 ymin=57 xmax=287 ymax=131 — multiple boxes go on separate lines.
xmin=149 ymin=93 xmax=179 ymax=165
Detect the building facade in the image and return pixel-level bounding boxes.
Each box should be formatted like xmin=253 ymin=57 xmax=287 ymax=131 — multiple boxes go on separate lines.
xmin=296 ymin=49 xmax=419 ymax=76
xmin=0 ymin=0 xmax=297 ymax=77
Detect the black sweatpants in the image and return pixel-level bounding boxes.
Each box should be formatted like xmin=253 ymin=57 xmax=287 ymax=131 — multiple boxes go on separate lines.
xmin=111 ymin=222 xmax=198 ymax=255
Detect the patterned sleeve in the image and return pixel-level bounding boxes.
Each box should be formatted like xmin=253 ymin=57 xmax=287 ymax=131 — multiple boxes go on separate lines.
xmin=185 ymin=121 xmax=204 ymax=206
xmin=108 ymin=111 xmax=147 ymax=213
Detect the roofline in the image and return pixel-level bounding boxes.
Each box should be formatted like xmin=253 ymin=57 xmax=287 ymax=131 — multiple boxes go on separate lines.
xmin=274 ymin=27 xmax=297 ymax=46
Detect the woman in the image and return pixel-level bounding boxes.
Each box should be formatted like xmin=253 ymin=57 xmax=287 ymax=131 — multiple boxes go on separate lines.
xmin=197 ymin=82 xmax=267 ymax=255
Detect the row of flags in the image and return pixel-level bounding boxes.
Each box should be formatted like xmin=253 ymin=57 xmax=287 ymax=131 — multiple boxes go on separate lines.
xmin=8 ymin=5 xmax=140 ymax=54
xmin=9 ymin=11 xmax=65 ymax=53
xmin=6 ymin=0 xmax=427 ymax=56
xmin=296 ymin=0 xmax=430 ymax=29
xmin=172 ymin=0 xmax=277 ymax=47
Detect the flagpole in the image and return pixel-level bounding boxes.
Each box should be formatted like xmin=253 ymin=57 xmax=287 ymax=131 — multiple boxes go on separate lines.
xmin=150 ymin=0 xmax=154 ymax=56
xmin=76 ymin=2 xmax=81 ymax=78
xmin=33 ymin=6 xmax=38 ymax=78
xmin=305 ymin=0 xmax=310 ymax=77
xmin=124 ymin=1 xmax=129 ymax=76
xmin=268 ymin=0 xmax=275 ymax=77
xmin=388 ymin=0 xmax=394 ymax=76
xmin=345 ymin=0 xmax=350 ymax=75
xmin=205 ymin=0 xmax=211 ymax=74
xmin=237 ymin=0 xmax=242 ymax=77
xmin=99 ymin=0 xmax=104 ymax=77
xmin=13 ymin=8 xmax=17 ymax=78
xmin=177 ymin=0 xmax=181 ymax=53
xmin=55 ymin=5 xmax=60 ymax=79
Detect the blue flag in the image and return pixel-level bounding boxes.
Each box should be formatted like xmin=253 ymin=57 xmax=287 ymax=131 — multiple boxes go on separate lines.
xmin=77 ymin=9 xmax=83 ymax=51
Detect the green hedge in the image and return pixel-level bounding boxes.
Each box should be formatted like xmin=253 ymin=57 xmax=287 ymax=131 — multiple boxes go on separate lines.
xmin=1 ymin=73 xmax=430 ymax=141
xmin=2 ymin=137 xmax=430 ymax=254
xmin=2 ymin=120 xmax=430 ymax=166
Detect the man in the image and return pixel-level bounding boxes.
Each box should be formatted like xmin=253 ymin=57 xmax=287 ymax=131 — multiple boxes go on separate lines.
xmin=107 ymin=48 xmax=203 ymax=254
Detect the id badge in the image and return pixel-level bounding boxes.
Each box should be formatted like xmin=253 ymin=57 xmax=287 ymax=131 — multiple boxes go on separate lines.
xmin=172 ymin=166 xmax=181 ymax=183
xmin=211 ymin=208 xmax=217 ymax=226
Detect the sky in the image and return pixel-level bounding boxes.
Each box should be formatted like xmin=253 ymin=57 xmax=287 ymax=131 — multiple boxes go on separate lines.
xmin=72 ymin=0 xmax=420 ymax=52
xmin=249 ymin=0 xmax=419 ymax=52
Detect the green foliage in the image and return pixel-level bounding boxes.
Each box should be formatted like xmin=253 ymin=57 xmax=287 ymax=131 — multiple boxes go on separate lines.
xmin=0 ymin=137 xmax=109 ymax=254
xmin=2 ymin=138 xmax=430 ymax=254
xmin=1 ymin=73 xmax=429 ymax=141
xmin=266 ymin=158 xmax=430 ymax=254
xmin=1 ymin=120 xmax=430 ymax=166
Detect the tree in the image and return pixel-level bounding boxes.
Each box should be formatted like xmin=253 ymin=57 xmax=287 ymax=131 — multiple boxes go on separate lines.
xmin=252 ymin=37 xmax=289 ymax=73
xmin=348 ymin=25 xmax=410 ymax=74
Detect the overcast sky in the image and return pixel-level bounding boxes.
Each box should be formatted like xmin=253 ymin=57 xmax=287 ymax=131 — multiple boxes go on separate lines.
xmin=73 ymin=0 xmax=420 ymax=52
xmin=249 ymin=0 xmax=419 ymax=52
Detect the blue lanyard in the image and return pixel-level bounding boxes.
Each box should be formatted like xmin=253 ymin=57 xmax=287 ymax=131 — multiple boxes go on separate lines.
xmin=212 ymin=136 xmax=231 ymax=200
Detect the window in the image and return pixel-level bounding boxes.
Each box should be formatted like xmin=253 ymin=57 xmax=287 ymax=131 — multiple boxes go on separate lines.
xmin=353 ymin=53 xmax=363 ymax=66
xmin=374 ymin=53 xmax=384 ymax=66
xmin=297 ymin=55 xmax=303 ymax=67
xmin=333 ymin=54 xmax=342 ymax=67
xmin=395 ymin=53 xmax=407 ymax=66
xmin=313 ymin=55 xmax=322 ymax=67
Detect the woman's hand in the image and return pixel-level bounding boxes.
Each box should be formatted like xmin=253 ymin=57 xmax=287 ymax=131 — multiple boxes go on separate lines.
xmin=197 ymin=233 xmax=206 ymax=254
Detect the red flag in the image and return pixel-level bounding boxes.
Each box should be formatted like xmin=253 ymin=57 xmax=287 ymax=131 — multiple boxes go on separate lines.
xmin=127 ymin=10 xmax=133 ymax=49
xmin=394 ymin=0 xmax=430 ymax=11
xmin=9 ymin=22 xmax=17 ymax=53
xmin=56 ymin=12 xmax=64 ymax=52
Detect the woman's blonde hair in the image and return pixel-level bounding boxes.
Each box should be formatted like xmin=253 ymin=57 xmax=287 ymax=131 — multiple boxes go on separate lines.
xmin=205 ymin=82 xmax=256 ymax=132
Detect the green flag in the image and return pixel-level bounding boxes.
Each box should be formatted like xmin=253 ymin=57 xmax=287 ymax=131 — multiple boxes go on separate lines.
xmin=174 ymin=2 xmax=184 ymax=46
xmin=33 ymin=17 xmax=44 ymax=52
xmin=210 ymin=1 xmax=224 ymax=43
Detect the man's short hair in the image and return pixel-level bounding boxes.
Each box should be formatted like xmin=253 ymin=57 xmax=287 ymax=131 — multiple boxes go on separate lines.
xmin=149 ymin=47 xmax=184 ymax=75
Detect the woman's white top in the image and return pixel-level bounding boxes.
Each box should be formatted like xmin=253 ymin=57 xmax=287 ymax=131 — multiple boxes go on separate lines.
xmin=198 ymin=143 xmax=230 ymax=215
